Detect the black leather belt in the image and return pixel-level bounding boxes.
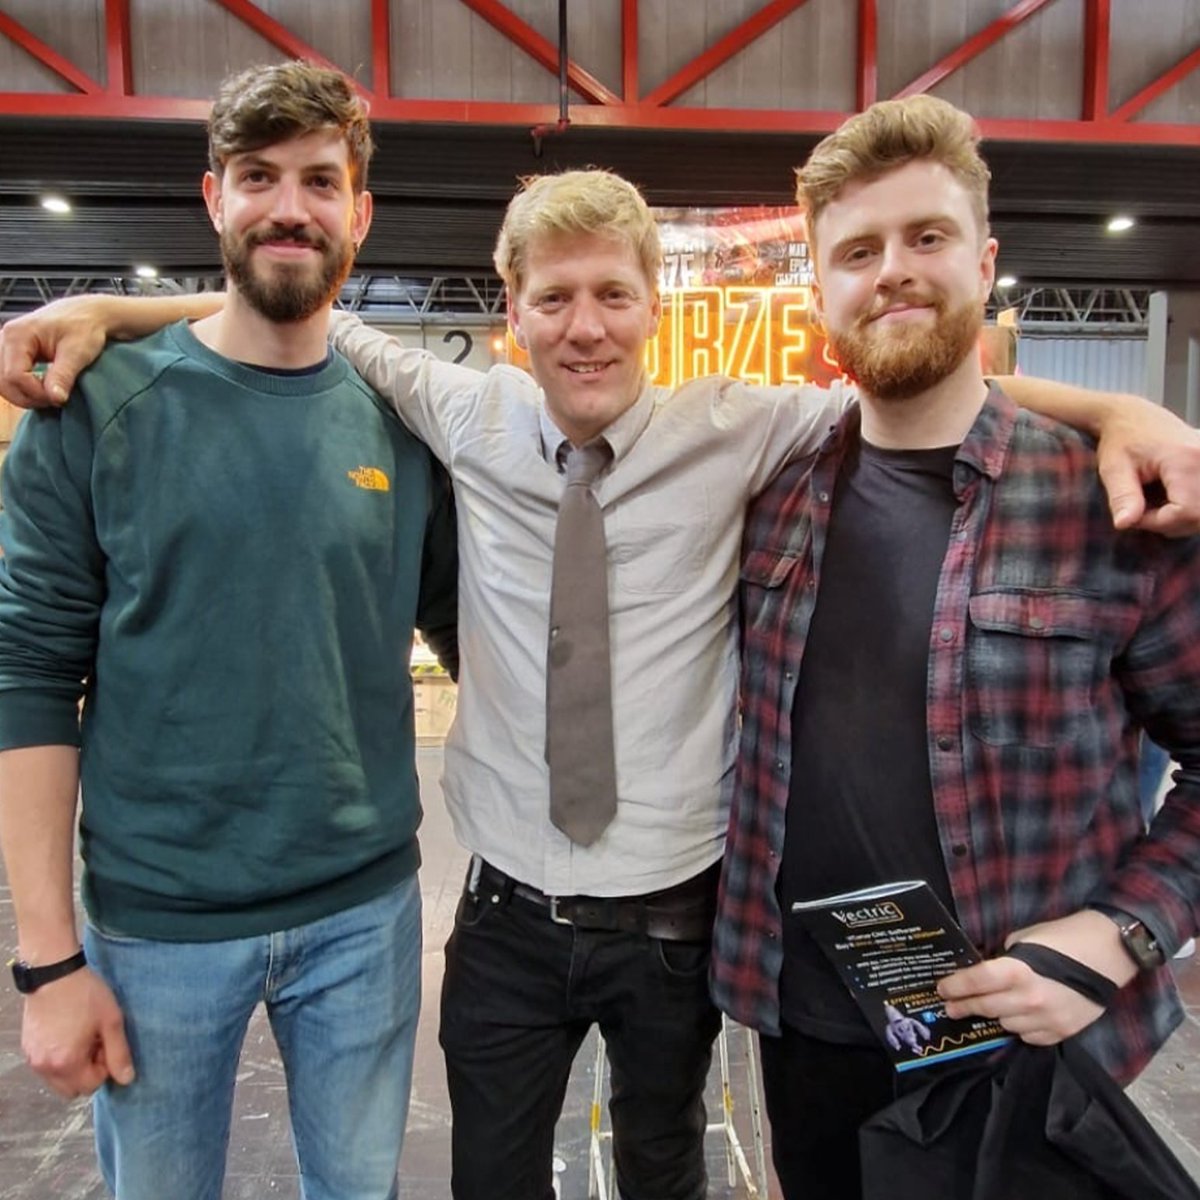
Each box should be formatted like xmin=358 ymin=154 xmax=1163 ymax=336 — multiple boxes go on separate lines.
xmin=469 ymin=859 xmax=719 ymax=942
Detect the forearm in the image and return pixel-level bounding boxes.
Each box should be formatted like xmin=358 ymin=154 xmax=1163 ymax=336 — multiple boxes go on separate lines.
xmin=0 ymin=745 xmax=82 ymax=962
xmin=97 ymin=293 xmax=224 ymax=340
xmin=995 ymin=374 xmax=1119 ymax=435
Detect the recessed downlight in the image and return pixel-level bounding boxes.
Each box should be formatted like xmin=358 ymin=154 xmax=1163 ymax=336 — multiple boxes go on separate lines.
xmin=996 ymin=274 xmax=1018 ymax=289
xmin=1107 ymin=215 xmax=1135 ymax=233
xmin=41 ymin=195 xmax=71 ymax=214
xmin=134 ymin=264 xmax=159 ymax=279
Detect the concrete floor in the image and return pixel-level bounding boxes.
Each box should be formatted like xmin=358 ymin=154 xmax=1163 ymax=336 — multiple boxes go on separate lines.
xmin=1 ymin=744 xmax=1197 ymax=1199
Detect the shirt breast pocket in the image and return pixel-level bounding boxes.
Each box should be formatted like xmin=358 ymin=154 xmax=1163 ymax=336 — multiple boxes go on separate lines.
xmin=610 ymin=484 xmax=711 ymax=596
xmin=739 ymin=547 xmax=804 ymax=644
xmin=965 ymin=589 xmax=1135 ymax=749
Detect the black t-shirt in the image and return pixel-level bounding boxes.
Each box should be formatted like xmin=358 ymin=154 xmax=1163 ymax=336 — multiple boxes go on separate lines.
xmin=778 ymin=436 xmax=960 ymax=1041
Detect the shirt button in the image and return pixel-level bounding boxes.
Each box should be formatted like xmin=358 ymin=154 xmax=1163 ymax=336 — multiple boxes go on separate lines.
xmin=767 ymin=930 xmax=778 ymax=940
xmin=806 ymin=579 xmax=816 ymax=589
xmin=784 ymin=671 xmax=794 ymax=682
xmin=938 ymin=627 xmax=954 ymax=643
xmin=818 ymin=491 xmax=830 ymax=503
xmin=952 ymin=843 xmax=969 ymax=857
xmin=775 ymin=760 xmax=785 ymax=772
xmin=937 ymin=734 xmax=953 ymax=750
xmin=550 ymin=626 xmax=560 ymax=639
xmin=1029 ymin=616 xmax=1045 ymax=631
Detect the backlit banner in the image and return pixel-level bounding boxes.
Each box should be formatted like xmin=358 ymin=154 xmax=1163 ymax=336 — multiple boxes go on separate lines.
xmin=509 ymin=206 xmax=843 ymax=389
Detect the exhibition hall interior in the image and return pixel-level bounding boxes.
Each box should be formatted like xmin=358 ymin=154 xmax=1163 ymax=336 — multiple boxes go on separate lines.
xmin=0 ymin=1 xmax=1198 ymax=1197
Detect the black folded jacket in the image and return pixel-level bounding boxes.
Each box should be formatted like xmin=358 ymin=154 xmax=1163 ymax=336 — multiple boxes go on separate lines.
xmin=860 ymin=1038 xmax=1200 ymax=1200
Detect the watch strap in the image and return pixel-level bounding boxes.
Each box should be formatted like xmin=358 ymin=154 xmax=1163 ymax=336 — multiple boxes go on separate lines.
xmin=9 ymin=948 xmax=87 ymax=994
xmin=1088 ymin=904 xmax=1165 ymax=971
xmin=1005 ymin=941 xmax=1118 ymax=1008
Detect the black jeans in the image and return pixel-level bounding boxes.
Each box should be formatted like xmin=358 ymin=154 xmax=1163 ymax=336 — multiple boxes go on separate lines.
xmin=759 ymin=1024 xmax=899 ymax=1200
xmin=439 ymin=877 xmax=722 ymax=1200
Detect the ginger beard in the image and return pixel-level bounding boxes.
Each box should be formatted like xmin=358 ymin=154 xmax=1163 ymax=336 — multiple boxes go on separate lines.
xmin=826 ymin=294 xmax=984 ymax=401
xmin=222 ymin=223 xmax=355 ymax=323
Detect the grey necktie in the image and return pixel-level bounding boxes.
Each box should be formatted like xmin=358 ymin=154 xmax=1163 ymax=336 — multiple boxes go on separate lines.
xmin=546 ymin=439 xmax=618 ymax=846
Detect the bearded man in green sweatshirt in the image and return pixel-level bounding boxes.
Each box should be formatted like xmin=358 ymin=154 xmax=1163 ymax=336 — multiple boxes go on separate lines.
xmin=0 ymin=61 xmax=457 ymax=1200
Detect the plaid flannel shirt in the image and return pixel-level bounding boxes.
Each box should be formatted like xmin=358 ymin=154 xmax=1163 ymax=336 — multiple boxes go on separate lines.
xmin=711 ymin=387 xmax=1200 ymax=1082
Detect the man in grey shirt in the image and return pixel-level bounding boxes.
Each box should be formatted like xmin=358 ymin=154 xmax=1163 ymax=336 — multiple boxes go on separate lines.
xmin=2 ymin=167 xmax=1198 ymax=1200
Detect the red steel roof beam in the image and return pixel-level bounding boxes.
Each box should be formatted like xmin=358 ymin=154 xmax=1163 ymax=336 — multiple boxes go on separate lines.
xmin=0 ymin=10 xmax=101 ymax=94
xmin=211 ymin=0 xmax=345 ymax=77
xmin=1110 ymin=44 xmax=1200 ymax=122
xmin=105 ymin=0 xmax=132 ymax=96
xmin=372 ymin=0 xmax=392 ymax=99
xmin=1 ymin=92 xmax=1199 ymax=142
xmin=1082 ymin=0 xmax=1110 ymax=120
xmin=641 ymin=0 xmax=812 ymax=109
xmin=622 ymin=0 xmax=639 ymax=103
xmin=857 ymin=0 xmax=878 ymax=110
xmin=894 ymin=0 xmax=1057 ymax=99
xmin=457 ymin=0 xmax=621 ymax=106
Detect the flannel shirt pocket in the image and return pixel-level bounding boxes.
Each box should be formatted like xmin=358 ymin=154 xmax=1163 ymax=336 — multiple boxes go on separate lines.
xmin=739 ymin=548 xmax=805 ymax=682
xmin=965 ymin=589 xmax=1135 ymax=749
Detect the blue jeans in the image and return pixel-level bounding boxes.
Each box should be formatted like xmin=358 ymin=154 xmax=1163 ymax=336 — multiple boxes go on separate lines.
xmin=83 ymin=874 xmax=422 ymax=1200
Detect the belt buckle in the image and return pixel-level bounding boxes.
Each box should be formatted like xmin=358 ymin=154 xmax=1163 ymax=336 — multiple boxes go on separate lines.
xmin=548 ymin=896 xmax=573 ymax=926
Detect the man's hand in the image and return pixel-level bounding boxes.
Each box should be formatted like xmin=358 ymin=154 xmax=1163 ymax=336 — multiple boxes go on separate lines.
xmin=0 ymin=292 xmax=224 ymax=409
xmin=936 ymin=909 xmax=1135 ymax=1046
xmin=0 ymin=298 xmax=110 ymax=408
xmin=1094 ymin=394 xmax=1200 ymax=535
xmin=21 ymin=967 xmax=135 ymax=1098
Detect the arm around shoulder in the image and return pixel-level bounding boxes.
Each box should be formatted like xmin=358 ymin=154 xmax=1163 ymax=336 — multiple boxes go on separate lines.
xmin=1 ymin=292 xmax=222 ymax=408
xmin=997 ymin=375 xmax=1200 ymax=535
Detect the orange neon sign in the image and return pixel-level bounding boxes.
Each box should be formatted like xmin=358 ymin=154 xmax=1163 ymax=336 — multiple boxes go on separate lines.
xmin=504 ymin=206 xmax=847 ymax=390
xmin=506 ymin=283 xmax=839 ymax=389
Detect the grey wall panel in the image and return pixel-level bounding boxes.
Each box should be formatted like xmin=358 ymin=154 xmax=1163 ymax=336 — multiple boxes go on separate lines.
xmin=131 ymin=0 xmax=288 ymax=97
xmin=130 ymin=0 xmax=370 ymax=97
xmin=676 ymin=0 xmax=856 ymax=112
xmin=1111 ymin=0 xmax=1200 ymax=125
xmin=0 ymin=0 xmax=103 ymax=91
xmin=371 ymin=321 xmax=506 ymax=372
xmin=505 ymin=0 xmax=623 ymax=100
xmin=393 ymin=0 xmax=599 ymax=104
xmin=1016 ymin=335 xmax=1148 ymax=394
xmin=882 ymin=0 xmax=1085 ymax=120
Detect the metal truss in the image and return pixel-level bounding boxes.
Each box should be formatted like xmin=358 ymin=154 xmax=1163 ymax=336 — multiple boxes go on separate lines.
xmin=0 ymin=0 xmax=1198 ymax=145
xmin=0 ymin=272 xmax=509 ymax=324
xmin=1 ymin=275 xmax=1152 ymax=335
xmin=986 ymin=286 xmax=1151 ymax=333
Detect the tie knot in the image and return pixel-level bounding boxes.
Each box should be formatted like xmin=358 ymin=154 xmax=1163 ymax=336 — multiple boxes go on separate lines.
xmin=564 ymin=439 xmax=612 ymax=486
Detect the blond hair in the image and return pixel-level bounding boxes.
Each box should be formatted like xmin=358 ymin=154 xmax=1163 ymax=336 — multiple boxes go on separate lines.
xmin=208 ymin=61 xmax=374 ymax=191
xmin=796 ymin=95 xmax=990 ymax=253
xmin=493 ymin=169 xmax=661 ymax=293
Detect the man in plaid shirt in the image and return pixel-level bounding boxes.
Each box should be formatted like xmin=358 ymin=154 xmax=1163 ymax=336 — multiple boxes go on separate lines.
xmin=711 ymin=95 xmax=1200 ymax=1200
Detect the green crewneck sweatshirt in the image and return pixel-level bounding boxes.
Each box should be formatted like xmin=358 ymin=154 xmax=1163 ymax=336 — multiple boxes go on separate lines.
xmin=0 ymin=321 xmax=457 ymax=940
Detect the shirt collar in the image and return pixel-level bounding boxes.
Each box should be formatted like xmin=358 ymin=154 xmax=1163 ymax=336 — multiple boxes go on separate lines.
xmin=954 ymin=382 xmax=1019 ymax=483
xmin=822 ymin=382 xmax=1019 ymax=489
xmin=538 ymin=377 xmax=657 ymax=470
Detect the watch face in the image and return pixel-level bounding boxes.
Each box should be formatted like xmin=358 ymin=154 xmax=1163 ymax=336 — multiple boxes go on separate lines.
xmin=1122 ymin=920 xmax=1165 ymax=970
xmin=10 ymin=961 xmax=36 ymax=994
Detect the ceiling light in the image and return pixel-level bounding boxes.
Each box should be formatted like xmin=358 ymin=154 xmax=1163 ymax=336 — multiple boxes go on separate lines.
xmin=41 ymin=195 xmax=71 ymax=214
xmin=996 ymin=274 xmax=1017 ymax=289
xmin=1107 ymin=215 xmax=1135 ymax=233
xmin=134 ymin=264 xmax=159 ymax=279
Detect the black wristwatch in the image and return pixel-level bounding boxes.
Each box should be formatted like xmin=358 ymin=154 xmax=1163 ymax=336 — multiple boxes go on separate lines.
xmin=8 ymin=948 xmax=87 ymax=994
xmin=1090 ymin=905 xmax=1166 ymax=972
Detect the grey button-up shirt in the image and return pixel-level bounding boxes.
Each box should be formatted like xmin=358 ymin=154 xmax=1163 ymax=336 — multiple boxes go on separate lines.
xmin=331 ymin=312 xmax=851 ymax=897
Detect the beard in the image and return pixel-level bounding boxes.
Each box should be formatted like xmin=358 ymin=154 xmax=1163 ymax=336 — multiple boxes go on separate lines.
xmin=827 ymin=294 xmax=983 ymax=401
xmin=221 ymin=223 xmax=354 ymax=323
